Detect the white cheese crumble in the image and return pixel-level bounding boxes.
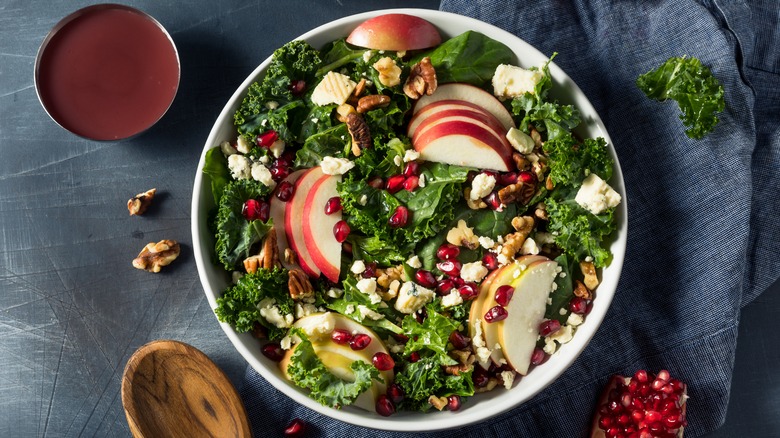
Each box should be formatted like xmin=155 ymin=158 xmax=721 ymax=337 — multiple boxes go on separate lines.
xmin=280 ymin=335 xmax=292 ymax=350
xmin=236 ymin=135 xmax=252 ymax=154
xmin=471 ymin=318 xmax=493 ymax=367
xmin=506 ymin=127 xmax=535 ymax=154
xmin=403 ymin=149 xmax=420 ymax=162
xmin=251 ymin=163 xmax=276 ymax=188
xmin=567 ymin=313 xmax=584 ymax=327
xmin=356 ymin=278 xmax=382 ymax=304
xmin=418 ymin=174 xmax=426 ymax=187
xmin=406 ymin=255 xmax=422 ymax=269
xmin=441 ymin=290 xmax=463 ymax=308
xmin=478 ymin=236 xmax=496 ymax=250
xmin=549 ymin=324 xmax=574 ymax=344
xmin=326 ymin=288 xmax=343 ymax=299
xmin=227 ymin=154 xmax=251 ymax=180
xmin=470 ymin=173 xmax=496 ymax=200
xmin=575 ymin=173 xmax=621 ymax=215
xmin=269 ymin=139 xmax=285 ymax=158
xmin=358 ymin=194 xmax=368 ymax=206
xmin=320 ymin=156 xmax=355 ymax=175
xmin=295 ymin=303 xmax=318 ymax=319
xmin=460 ymin=261 xmax=488 ymax=283
xmin=492 ymin=64 xmax=544 ymax=99
xmin=311 ymin=71 xmax=357 ymax=106
xmin=266 ymin=101 xmax=279 ymax=110
xmin=298 ymin=312 xmax=336 ymax=340
xmin=220 ymin=140 xmax=238 ymax=156
xmin=535 ymin=231 xmax=555 ymax=245
xmin=357 ymin=305 xmax=384 ymax=321
xmin=521 ymin=237 xmax=540 ymax=255
xmin=350 ymin=260 xmax=366 ymax=274
xmin=258 ymin=298 xmax=293 ymax=329
xmin=501 ymin=370 xmax=516 ymax=390
xmin=395 ymin=281 xmax=435 ymax=314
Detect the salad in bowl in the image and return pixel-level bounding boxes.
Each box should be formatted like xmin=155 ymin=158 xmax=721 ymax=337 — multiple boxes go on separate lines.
xmin=192 ymin=9 xmax=626 ymax=430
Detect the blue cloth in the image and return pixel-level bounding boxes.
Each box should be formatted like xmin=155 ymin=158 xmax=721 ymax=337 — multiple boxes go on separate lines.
xmin=240 ymin=1 xmax=780 ymax=436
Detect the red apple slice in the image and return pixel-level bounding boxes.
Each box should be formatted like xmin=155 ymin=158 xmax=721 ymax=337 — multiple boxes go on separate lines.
xmin=412 ymin=120 xmax=514 ymax=171
xmin=270 ymin=169 xmax=306 ymax=270
xmin=411 ymin=109 xmax=509 ymax=147
xmin=284 ymin=167 xmax=323 ymax=278
xmin=408 ymin=99 xmax=503 ymax=137
xmin=414 ymin=83 xmax=516 ymax=131
xmin=302 ymin=172 xmax=342 ymax=283
xmin=346 ymin=14 xmax=441 ymax=51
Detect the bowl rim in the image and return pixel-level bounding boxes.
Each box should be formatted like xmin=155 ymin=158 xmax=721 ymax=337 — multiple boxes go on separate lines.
xmin=191 ymin=7 xmax=627 ymax=431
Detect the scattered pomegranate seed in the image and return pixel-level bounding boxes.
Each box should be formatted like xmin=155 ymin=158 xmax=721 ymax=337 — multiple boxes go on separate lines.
xmin=270 ymin=165 xmax=291 ymax=182
xmin=342 ymin=242 xmax=353 ymax=254
xmin=473 ymin=367 xmax=489 ymax=387
xmin=284 ymin=418 xmax=305 ymax=437
xmin=498 ymin=172 xmax=519 ymax=186
xmin=375 ymin=394 xmax=396 ymax=417
xmin=349 ymin=333 xmax=371 ymax=350
xmin=277 ymin=150 xmax=296 ymax=168
xmin=484 ymin=305 xmax=508 ymax=323
xmin=388 ymin=206 xmax=409 ymax=228
xmin=386 ymin=384 xmax=405 ymax=404
xmin=414 ymin=307 xmax=427 ymax=324
xmin=261 ymin=343 xmax=285 ymax=362
xmin=242 ymin=199 xmax=268 ymax=221
xmin=256 ymin=130 xmax=279 ymax=147
xmin=484 ymin=191 xmax=503 ymax=210
xmin=331 ymin=329 xmax=352 ymax=345
xmin=458 ymin=283 xmax=479 ymax=300
xmin=324 ymin=196 xmax=342 ymax=215
xmin=436 ymin=278 xmax=456 ymax=295
xmin=275 ymin=181 xmax=294 ymax=201
xmin=494 ymin=285 xmax=514 ymax=306
xmin=449 ymin=331 xmax=470 ymax=350
xmin=288 ymin=79 xmax=306 ymax=96
xmin=436 ymin=243 xmax=460 ymax=260
xmin=481 ymin=170 xmax=499 ymax=180
xmin=436 ymin=260 xmax=462 ymax=277
xmin=361 ymin=262 xmax=377 ymax=278
xmin=333 ymin=220 xmax=350 ymax=243
xmin=518 ymin=170 xmax=537 ymax=184
xmin=409 ymin=351 xmax=420 ymax=362
xmin=569 ymin=296 xmax=589 ymax=314
xmin=415 ymin=270 xmax=437 ymax=288
xmin=372 ymin=352 xmax=395 ymax=371
xmin=482 ymin=252 xmax=499 ymax=270
xmin=368 ymin=176 xmax=384 ymax=189
xmin=386 ymin=174 xmax=406 ymax=194
xmin=539 ymin=319 xmax=561 ymax=336
xmin=403 ymin=175 xmax=419 ymax=191
xmin=447 ymin=395 xmax=462 ymax=411
xmin=592 ymin=370 xmax=687 ymax=438
xmin=403 ymin=161 xmax=420 ymax=177
xmin=530 ymin=348 xmax=547 ymax=365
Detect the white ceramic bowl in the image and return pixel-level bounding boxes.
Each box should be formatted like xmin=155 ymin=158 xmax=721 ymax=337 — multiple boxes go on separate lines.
xmin=192 ymin=8 xmax=627 ymax=432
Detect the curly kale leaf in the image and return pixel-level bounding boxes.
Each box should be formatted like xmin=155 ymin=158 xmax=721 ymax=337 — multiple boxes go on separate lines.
xmin=402 ymin=305 xmax=459 ymax=366
xmin=637 ymin=56 xmax=725 ymax=139
xmin=395 ymin=354 xmax=474 ymax=412
xmin=295 ymin=124 xmax=350 ymax=168
xmin=215 ymin=179 xmax=273 ymax=270
xmin=546 ymin=194 xmax=616 ymax=268
xmin=286 ymin=329 xmax=380 ymax=409
xmin=237 ymin=99 xmax=306 ymax=143
xmin=544 ymin=136 xmax=613 ymax=188
xmin=327 ymin=277 xmax=402 ymax=335
xmin=214 ymin=268 xmax=292 ymax=339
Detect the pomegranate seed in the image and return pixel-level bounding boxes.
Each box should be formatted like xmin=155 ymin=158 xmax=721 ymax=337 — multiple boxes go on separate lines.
xmin=473 ymin=367 xmax=489 ymax=387
xmin=518 ymin=170 xmax=537 ymax=184
xmin=498 ymin=172 xmax=519 ymax=186
xmin=621 ymin=393 xmax=633 ymax=407
xmin=494 ymin=285 xmax=514 ymax=306
xmin=277 ymin=150 xmax=296 ymax=168
xmin=386 ymin=174 xmax=406 ymax=194
xmin=270 ymin=165 xmax=291 ymax=181
xmin=331 ymin=329 xmax=352 ymax=345
xmin=388 ymin=206 xmax=409 ymax=228
xmin=261 ymin=343 xmax=285 ymax=362
xmin=530 ymin=348 xmax=547 ymax=365
xmin=349 ymin=333 xmax=371 ymax=350
xmin=275 ymin=181 xmax=294 ymax=201
xmin=288 ymin=79 xmax=306 ymax=96
xmin=372 ymin=352 xmax=395 ymax=371
xmin=539 ymin=319 xmax=562 ymax=336
xmin=368 ymin=176 xmax=384 ymax=189
xmin=403 ymin=175 xmax=419 ymax=191
xmin=256 ymin=130 xmax=279 ymax=147
xmin=657 ymin=370 xmax=671 ymax=382
xmin=324 ymin=196 xmax=342 ymax=215
xmin=284 ymin=418 xmax=306 ymax=437
xmin=436 ymin=278 xmax=455 ymax=295
xmin=342 ymin=242 xmax=353 ymax=254
xmin=409 ymin=351 xmax=420 ymax=362
xmin=415 ymin=269 xmax=437 ymax=288
xmin=484 ymin=305 xmax=508 ymax=323
xmin=484 ymin=191 xmax=503 ymax=210
xmin=375 ymin=394 xmax=395 ymax=417
xmin=414 ymin=307 xmax=427 ymax=324
xmin=458 ymin=283 xmax=479 ymax=300
xmin=482 ymin=170 xmax=498 ymax=180
xmin=569 ymin=296 xmax=589 ymax=314
xmin=634 ymin=370 xmax=649 ymax=383
xmin=242 ymin=199 xmax=266 ymax=221
xmin=361 ymin=262 xmax=377 ymax=278
xmin=333 ymin=220 xmax=350 ymax=243
xmin=403 ymin=161 xmax=420 ymax=177
xmin=436 ymin=243 xmax=460 ymax=260
xmin=447 ymin=395 xmax=462 ymax=411
xmin=449 ymin=331 xmax=470 ymax=350
xmin=437 ymin=260 xmax=462 ymax=277
xmin=386 ymin=384 xmax=405 ymax=404
xmin=482 ymin=252 xmax=499 ymax=270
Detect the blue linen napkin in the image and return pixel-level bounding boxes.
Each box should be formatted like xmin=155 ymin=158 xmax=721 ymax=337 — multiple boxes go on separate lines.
xmin=240 ymin=1 xmax=780 ymax=436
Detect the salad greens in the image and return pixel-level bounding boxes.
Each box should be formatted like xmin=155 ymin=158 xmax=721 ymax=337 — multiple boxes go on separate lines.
xmin=203 ymin=27 xmax=621 ymax=415
xmin=636 ymin=56 xmax=725 ymax=139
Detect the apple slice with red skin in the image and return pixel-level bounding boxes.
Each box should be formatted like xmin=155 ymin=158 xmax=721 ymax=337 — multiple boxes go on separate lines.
xmin=284 ymin=167 xmax=323 ymax=278
xmin=270 ymin=169 xmax=306 ymax=270
xmin=411 ymin=109 xmax=511 ymax=148
xmin=346 ymin=13 xmax=442 ymax=51
xmin=408 ymin=99 xmax=507 ymax=137
xmin=414 ymin=83 xmax=516 ymax=131
xmin=302 ymin=171 xmax=342 ymax=283
xmin=412 ymin=120 xmax=515 ymax=172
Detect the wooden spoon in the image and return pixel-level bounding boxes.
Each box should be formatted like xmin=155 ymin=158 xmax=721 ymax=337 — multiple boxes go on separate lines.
xmin=121 ymin=340 xmax=252 ymax=438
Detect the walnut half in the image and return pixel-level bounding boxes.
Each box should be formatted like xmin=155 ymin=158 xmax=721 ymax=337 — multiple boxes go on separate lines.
xmin=403 ymin=57 xmax=437 ymax=99
xmin=127 ymin=188 xmax=156 ymax=216
xmin=132 ymin=239 xmax=180 ymax=273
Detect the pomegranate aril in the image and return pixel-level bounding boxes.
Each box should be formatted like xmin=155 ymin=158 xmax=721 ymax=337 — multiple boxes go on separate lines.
xmin=518 ymin=170 xmax=537 ymax=184
xmin=372 ymin=352 xmax=395 ymax=371
xmin=473 ymin=367 xmax=489 ymax=387
xmin=484 ymin=305 xmax=508 ymax=323
xmin=539 ymin=319 xmax=561 ymax=336
xmin=289 ymin=79 xmax=306 ymax=96
xmin=270 ymin=165 xmax=291 ymax=181
xmin=368 ymin=176 xmax=384 ymax=189
xmin=284 ymin=418 xmax=306 ymax=437
xmin=324 ymin=196 xmax=342 ymax=215
xmin=484 ymin=191 xmax=503 ymax=210
xmin=386 ymin=174 xmax=406 ymax=194
xmin=276 ymin=181 xmax=294 ymax=201
xmin=375 ymin=394 xmax=395 ymax=417
xmin=530 ymin=348 xmax=547 ymax=365
xmin=331 ymin=328 xmax=352 ymax=345
xmin=458 ymin=283 xmax=479 ymax=300
xmin=449 ymin=331 xmax=470 ymax=350
xmin=436 ymin=243 xmax=460 ymax=260
xmin=361 ymin=262 xmax=377 ymax=278
xmin=261 ymin=343 xmax=285 ymax=362
xmin=494 ymin=285 xmax=514 ymax=306
xmin=386 ymin=383 xmax=405 ymax=404
xmin=409 ymin=351 xmax=420 ymax=362
xmin=349 ymin=333 xmax=371 ymax=350
xmin=403 ymin=175 xmax=419 ymax=191
xmin=415 ymin=269 xmax=437 ymax=288
xmin=388 ymin=206 xmax=409 ymax=228
xmin=256 ymin=130 xmax=279 ymax=147
xmin=403 ymin=161 xmax=420 ymax=177
xmin=482 ymin=252 xmax=499 ymax=270
xmin=242 ymin=199 xmax=267 ymax=221
xmin=333 ymin=220 xmax=350 ymax=243
xmin=447 ymin=395 xmax=462 ymax=411
xmin=437 ymin=278 xmax=455 ymax=295
xmin=634 ymin=370 xmax=649 ymax=383
xmin=436 ymin=260 xmax=462 ymax=277
xmin=498 ymin=172 xmax=518 ymax=186
xmin=569 ymin=296 xmax=589 ymax=314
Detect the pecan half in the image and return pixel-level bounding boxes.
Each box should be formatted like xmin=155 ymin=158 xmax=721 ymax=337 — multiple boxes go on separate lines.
xmin=288 ymin=268 xmax=314 ymax=301
xmin=127 ymin=188 xmax=156 ymax=216
xmin=243 ymin=229 xmax=280 ymax=273
xmin=498 ymin=182 xmax=536 ymax=205
xmin=573 ymin=279 xmax=593 ymax=300
xmin=403 ymin=57 xmax=437 ymax=99
xmin=356 ymin=94 xmax=391 ymax=113
xmin=132 ymin=239 xmax=180 ymax=273
xmin=346 ymin=112 xmax=371 ymax=157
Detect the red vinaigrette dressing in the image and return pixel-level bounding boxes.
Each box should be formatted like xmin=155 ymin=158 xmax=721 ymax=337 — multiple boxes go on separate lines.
xmin=37 ymin=6 xmax=179 ymax=140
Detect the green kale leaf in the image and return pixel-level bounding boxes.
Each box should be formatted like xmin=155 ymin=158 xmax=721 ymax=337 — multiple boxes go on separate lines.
xmin=394 ymin=354 xmax=474 ymax=412
xmin=214 ymin=268 xmax=292 ymax=339
xmin=544 ymin=136 xmax=613 ymax=188
xmin=295 ymin=124 xmax=350 ymax=168
xmin=214 ymin=179 xmax=273 ymax=270
xmin=545 ymin=254 xmax=575 ymax=323
xmin=327 ymin=277 xmax=402 ymax=334
xmin=546 ymin=194 xmax=615 ymax=268
xmin=402 ymin=305 xmax=459 ymax=366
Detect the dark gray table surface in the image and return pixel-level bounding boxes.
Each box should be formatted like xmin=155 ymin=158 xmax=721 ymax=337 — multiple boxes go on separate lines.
xmin=1 ymin=0 xmax=778 ymax=436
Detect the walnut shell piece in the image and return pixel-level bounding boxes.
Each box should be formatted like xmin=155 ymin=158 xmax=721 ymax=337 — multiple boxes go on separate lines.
xmin=132 ymin=239 xmax=180 ymax=273
xmin=346 ymin=112 xmax=371 ymax=157
xmin=127 ymin=188 xmax=156 ymax=216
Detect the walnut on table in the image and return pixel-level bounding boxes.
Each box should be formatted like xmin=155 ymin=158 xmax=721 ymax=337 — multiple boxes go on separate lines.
xmin=127 ymin=188 xmax=156 ymax=216
xmin=132 ymin=239 xmax=180 ymax=273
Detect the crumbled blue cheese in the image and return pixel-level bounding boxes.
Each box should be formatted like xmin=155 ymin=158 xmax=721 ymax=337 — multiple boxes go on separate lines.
xmin=521 ymin=237 xmax=540 ymax=255
xmin=543 ymin=336 xmax=557 ymax=355
xmin=258 ymin=298 xmax=293 ymax=329
xmin=506 ymin=127 xmax=535 ymax=154
xmin=567 ymin=313 xmax=584 ymax=327
xmin=418 ymin=174 xmax=426 ymax=187
xmin=280 ymin=335 xmax=293 ymax=350
xmin=326 ymin=288 xmax=343 ymax=299
xmin=350 ymin=260 xmax=366 ymax=274
xmin=266 ymin=101 xmax=279 ymax=110
xmin=406 ymin=255 xmax=422 ymax=269
xmin=295 ymin=302 xmax=318 ymax=319
xmin=461 ymin=261 xmax=488 ymax=283
xmin=220 ymin=140 xmax=238 ymax=156
xmin=395 ymin=281 xmax=435 ymax=314
xmin=575 ymin=173 xmax=621 ymax=215
xmin=441 ymin=290 xmax=463 ymax=308
xmin=251 ymin=163 xmax=276 ymax=188
xmin=471 ymin=318 xmax=492 ymax=367
xmin=478 ymin=236 xmax=496 ymax=250
xmin=311 ymin=71 xmax=357 ymax=106
xmin=501 ymin=370 xmax=516 ymax=390
xmin=236 ymin=136 xmax=253 ymax=154
xmin=227 ymin=154 xmax=251 ymax=180
xmin=356 ymin=278 xmax=382 ymax=304
xmin=470 ymin=173 xmax=496 ymax=200
xmin=357 ymin=305 xmax=384 ymax=321
xmin=358 ymin=194 xmax=368 ymax=206
xmin=320 ymin=156 xmax=355 ymax=175
xmin=269 ymin=139 xmax=285 ymax=158
xmin=403 ymin=149 xmax=420 ymax=162
xmin=492 ymin=64 xmax=544 ymax=99
xmin=549 ymin=324 xmax=574 ymax=344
